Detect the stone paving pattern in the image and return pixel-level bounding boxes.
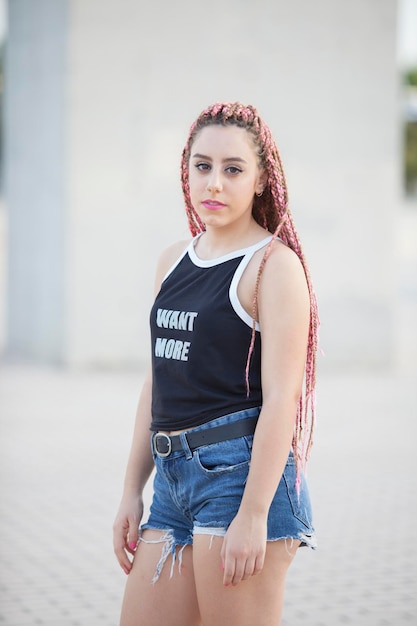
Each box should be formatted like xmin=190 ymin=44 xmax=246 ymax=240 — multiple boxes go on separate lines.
xmin=0 ymin=364 xmax=416 ymax=625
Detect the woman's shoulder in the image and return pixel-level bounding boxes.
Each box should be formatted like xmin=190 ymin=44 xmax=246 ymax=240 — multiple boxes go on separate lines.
xmin=154 ymin=238 xmax=192 ymax=291
xmin=258 ymin=238 xmax=309 ymax=294
xmin=158 ymin=238 xmax=191 ymax=268
xmin=269 ymin=238 xmax=304 ymax=268
xmin=251 ymin=237 xmax=303 ymax=276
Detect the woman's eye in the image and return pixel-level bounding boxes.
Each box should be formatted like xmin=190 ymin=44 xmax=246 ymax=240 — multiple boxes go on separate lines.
xmin=195 ymin=162 xmax=210 ymax=171
xmin=226 ymin=166 xmax=242 ymax=175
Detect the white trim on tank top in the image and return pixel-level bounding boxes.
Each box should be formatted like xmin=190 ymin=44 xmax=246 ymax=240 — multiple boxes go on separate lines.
xmin=187 ymin=233 xmax=273 ymax=268
xmin=162 ymin=233 xmax=274 ymax=282
xmin=229 ymin=236 xmax=275 ymax=330
xmin=161 ymin=234 xmax=274 ymax=330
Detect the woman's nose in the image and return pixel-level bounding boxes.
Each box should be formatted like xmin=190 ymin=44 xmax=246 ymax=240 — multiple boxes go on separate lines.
xmin=207 ymin=170 xmax=222 ymax=192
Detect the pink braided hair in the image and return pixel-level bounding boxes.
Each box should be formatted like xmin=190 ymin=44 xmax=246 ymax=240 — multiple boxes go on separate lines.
xmin=180 ymin=102 xmax=319 ymax=482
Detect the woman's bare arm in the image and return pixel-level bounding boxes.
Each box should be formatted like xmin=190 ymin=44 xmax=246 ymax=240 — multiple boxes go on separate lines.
xmin=221 ymin=241 xmax=310 ymax=586
xmin=113 ymin=239 xmax=190 ymax=574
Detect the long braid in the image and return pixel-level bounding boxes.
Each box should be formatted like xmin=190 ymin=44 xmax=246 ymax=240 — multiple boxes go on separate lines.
xmin=181 ymin=103 xmax=319 ymax=484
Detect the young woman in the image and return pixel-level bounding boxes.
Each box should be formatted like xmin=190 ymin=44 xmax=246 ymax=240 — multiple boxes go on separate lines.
xmin=113 ymin=102 xmax=318 ymax=626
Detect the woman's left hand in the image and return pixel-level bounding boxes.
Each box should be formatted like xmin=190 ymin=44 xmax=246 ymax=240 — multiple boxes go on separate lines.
xmin=220 ymin=510 xmax=267 ymax=586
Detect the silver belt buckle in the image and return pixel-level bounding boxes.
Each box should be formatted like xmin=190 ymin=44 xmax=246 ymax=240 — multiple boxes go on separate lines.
xmin=153 ymin=433 xmax=172 ymax=457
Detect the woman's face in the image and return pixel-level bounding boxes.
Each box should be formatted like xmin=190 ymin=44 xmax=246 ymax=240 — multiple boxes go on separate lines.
xmin=188 ymin=125 xmax=265 ymax=232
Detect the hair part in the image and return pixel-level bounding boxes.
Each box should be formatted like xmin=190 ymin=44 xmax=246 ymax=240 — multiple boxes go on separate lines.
xmin=180 ymin=102 xmax=319 ymax=485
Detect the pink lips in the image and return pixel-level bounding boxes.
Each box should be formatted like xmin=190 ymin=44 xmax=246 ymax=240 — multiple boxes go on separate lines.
xmin=202 ymin=200 xmax=226 ymax=210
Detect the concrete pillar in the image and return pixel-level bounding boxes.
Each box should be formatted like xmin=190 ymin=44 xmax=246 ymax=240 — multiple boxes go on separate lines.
xmin=5 ymin=0 xmax=67 ymax=362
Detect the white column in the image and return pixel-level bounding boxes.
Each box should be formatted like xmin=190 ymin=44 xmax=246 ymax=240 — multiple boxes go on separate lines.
xmin=5 ymin=0 xmax=68 ymax=362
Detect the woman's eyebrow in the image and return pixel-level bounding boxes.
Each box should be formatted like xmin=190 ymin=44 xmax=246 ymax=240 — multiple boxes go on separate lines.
xmin=191 ymin=152 xmax=247 ymax=164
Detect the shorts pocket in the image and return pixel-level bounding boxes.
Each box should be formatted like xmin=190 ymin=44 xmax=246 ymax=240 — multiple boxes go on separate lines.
xmin=194 ymin=435 xmax=253 ymax=474
xmin=282 ymin=457 xmax=313 ymax=529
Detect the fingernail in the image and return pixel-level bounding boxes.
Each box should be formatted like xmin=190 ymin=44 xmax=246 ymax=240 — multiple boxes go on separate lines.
xmin=129 ymin=541 xmax=136 ymax=550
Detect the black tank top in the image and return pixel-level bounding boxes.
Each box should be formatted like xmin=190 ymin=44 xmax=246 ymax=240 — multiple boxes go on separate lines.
xmin=150 ymin=234 xmax=273 ymax=430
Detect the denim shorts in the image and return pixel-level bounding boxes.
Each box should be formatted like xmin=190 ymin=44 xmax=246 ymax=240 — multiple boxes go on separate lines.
xmin=141 ymin=407 xmax=316 ymax=574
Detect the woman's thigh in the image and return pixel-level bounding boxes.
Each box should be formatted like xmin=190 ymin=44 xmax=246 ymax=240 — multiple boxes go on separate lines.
xmin=193 ymin=535 xmax=299 ymax=626
xmin=119 ymin=530 xmax=201 ymax=626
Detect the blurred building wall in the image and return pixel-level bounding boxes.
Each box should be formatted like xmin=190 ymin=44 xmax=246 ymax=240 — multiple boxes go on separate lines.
xmin=4 ymin=0 xmax=67 ymax=362
xmin=4 ymin=0 xmax=400 ymax=370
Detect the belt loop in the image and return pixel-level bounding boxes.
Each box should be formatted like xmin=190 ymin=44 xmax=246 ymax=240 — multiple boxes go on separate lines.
xmin=180 ymin=432 xmax=193 ymax=460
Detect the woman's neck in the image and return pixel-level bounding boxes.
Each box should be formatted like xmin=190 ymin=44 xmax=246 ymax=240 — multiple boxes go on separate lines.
xmin=196 ymin=221 xmax=270 ymax=259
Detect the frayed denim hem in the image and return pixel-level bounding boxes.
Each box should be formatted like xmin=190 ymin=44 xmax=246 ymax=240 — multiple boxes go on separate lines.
xmin=139 ymin=528 xmax=192 ymax=583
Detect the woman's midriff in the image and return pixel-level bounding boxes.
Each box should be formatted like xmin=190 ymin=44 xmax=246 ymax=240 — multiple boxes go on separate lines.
xmin=157 ymin=427 xmax=190 ymax=436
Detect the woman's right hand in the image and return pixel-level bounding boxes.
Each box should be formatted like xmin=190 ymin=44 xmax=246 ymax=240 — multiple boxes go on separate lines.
xmin=113 ymin=493 xmax=144 ymax=575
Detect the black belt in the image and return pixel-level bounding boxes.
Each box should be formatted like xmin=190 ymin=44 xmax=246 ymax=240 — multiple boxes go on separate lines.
xmin=152 ymin=416 xmax=258 ymax=458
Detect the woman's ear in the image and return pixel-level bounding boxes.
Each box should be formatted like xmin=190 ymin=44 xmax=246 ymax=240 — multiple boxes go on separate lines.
xmin=255 ymin=169 xmax=268 ymax=195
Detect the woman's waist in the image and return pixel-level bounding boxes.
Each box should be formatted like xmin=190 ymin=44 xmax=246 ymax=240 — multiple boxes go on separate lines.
xmin=153 ymin=405 xmax=262 ymax=436
xmin=152 ymin=406 xmax=262 ymax=458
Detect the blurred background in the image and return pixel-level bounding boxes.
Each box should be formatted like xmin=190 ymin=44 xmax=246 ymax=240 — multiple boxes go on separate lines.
xmin=0 ymin=0 xmax=416 ymax=372
xmin=0 ymin=1 xmax=416 ymax=625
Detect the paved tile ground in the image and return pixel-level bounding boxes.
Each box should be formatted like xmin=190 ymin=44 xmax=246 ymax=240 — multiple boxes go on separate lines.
xmin=0 ymin=363 xmax=416 ymax=625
